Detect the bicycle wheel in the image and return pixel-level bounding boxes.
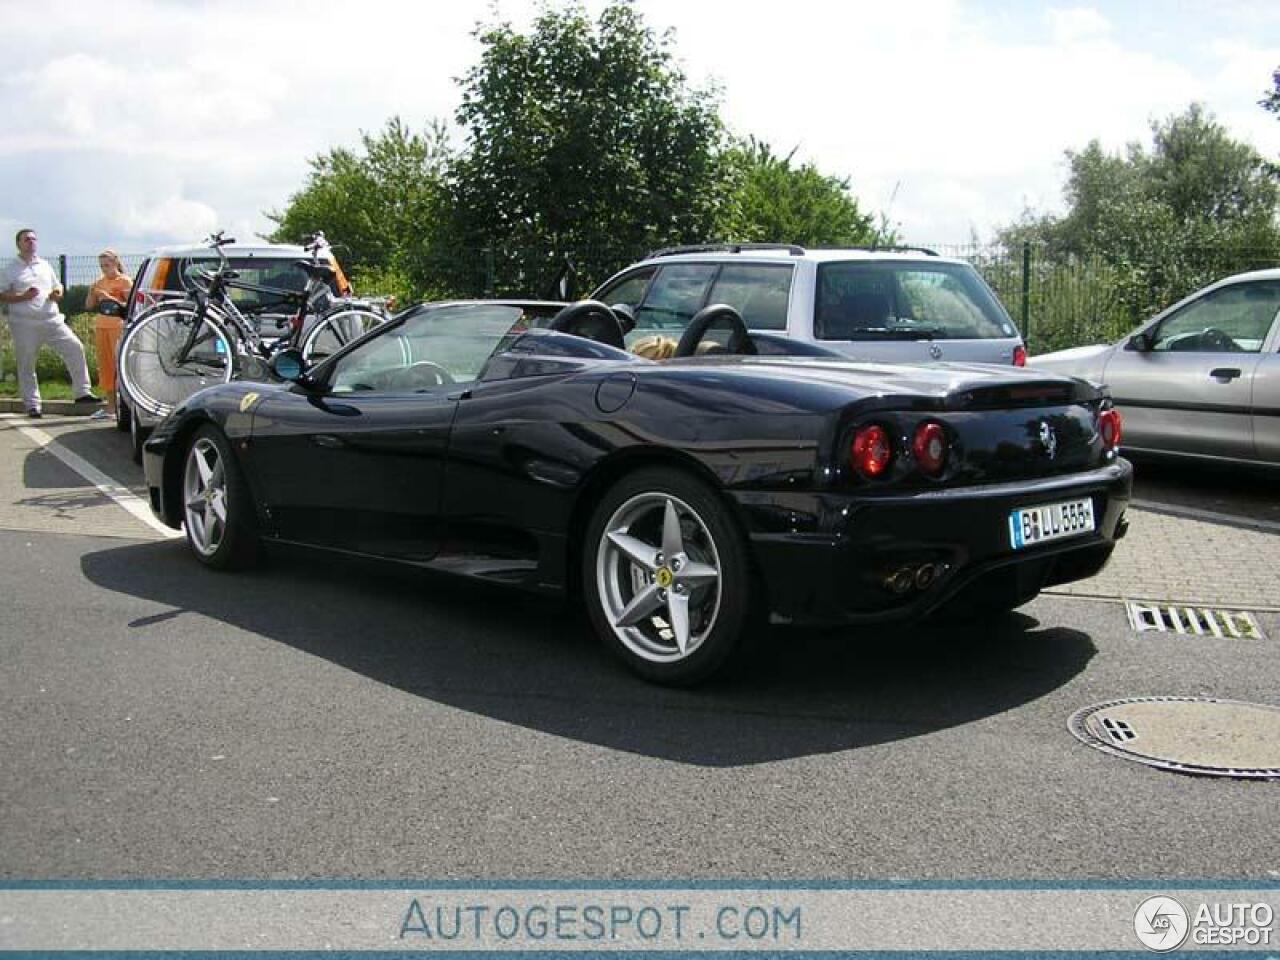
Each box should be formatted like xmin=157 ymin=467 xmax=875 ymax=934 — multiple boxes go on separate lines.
xmin=118 ymin=302 xmax=236 ymax=418
xmin=300 ymin=304 xmax=387 ymax=363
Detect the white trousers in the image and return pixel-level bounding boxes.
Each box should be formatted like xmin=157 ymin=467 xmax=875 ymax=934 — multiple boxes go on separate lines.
xmin=7 ymin=312 xmax=92 ymax=410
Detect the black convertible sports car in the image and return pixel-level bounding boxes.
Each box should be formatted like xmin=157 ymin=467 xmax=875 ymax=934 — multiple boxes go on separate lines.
xmin=143 ymin=299 xmax=1132 ymax=684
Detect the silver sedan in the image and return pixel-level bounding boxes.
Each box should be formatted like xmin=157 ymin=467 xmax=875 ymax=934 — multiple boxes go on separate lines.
xmin=1030 ymin=269 xmax=1280 ymax=466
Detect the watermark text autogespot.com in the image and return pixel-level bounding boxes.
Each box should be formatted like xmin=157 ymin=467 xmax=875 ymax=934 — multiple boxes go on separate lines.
xmin=399 ymin=898 xmax=803 ymax=945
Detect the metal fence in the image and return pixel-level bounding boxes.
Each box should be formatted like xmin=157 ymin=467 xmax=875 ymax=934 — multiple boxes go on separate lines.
xmin=928 ymin=242 xmax=1280 ymax=354
xmin=6 ymin=242 xmax=1278 ymax=389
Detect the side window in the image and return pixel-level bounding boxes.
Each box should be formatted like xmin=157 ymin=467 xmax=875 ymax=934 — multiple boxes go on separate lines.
xmin=595 ymin=268 xmax=655 ymax=309
xmin=329 ymin=332 xmax=414 ymax=393
xmin=1152 ymin=281 xmax=1280 ymax=353
xmin=329 ymin=305 xmax=526 ymax=393
xmin=165 ymin=258 xmax=190 ymax=292
xmin=706 ymin=264 xmax=793 ymax=330
xmin=634 ymin=264 xmax=718 ymax=332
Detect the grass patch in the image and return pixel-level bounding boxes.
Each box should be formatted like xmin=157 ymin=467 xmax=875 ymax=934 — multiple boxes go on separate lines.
xmin=0 ymin=312 xmax=103 ymax=399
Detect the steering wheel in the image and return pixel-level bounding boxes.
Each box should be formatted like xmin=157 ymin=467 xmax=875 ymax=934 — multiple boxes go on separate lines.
xmin=380 ymin=360 xmax=456 ymax=390
xmin=675 ymin=303 xmax=757 ymax=358
xmin=1199 ymin=327 xmax=1242 ymax=352
xmin=549 ymin=300 xmax=626 ymax=349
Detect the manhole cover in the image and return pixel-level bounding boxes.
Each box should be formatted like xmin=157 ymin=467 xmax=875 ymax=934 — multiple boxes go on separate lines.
xmin=1068 ymin=697 xmax=1280 ymax=779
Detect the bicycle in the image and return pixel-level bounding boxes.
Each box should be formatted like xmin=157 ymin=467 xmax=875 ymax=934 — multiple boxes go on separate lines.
xmin=118 ymin=232 xmax=390 ymax=419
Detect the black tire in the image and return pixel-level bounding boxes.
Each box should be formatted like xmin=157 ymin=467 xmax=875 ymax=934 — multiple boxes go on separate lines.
xmin=129 ymin=410 xmax=150 ymax=466
xmin=582 ymin=467 xmax=754 ymax=685
xmin=115 ymin=395 xmax=131 ymax=433
xmin=180 ymin=424 xmax=260 ymax=570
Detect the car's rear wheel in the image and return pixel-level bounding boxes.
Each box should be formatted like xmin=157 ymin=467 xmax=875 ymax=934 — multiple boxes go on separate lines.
xmin=181 ymin=425 xmax=259 ymax=570
xmin=115 ymin=395 xmax=131 ymax=433
xmin=583 ymin=467 xmax=753 ymax=685
xmin=129 ymin=410 xmax=150 ymax=465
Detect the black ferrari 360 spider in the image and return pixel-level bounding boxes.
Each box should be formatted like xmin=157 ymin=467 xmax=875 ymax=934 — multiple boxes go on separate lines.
xmin=143 ymin=299 xmax=1131 ymax=684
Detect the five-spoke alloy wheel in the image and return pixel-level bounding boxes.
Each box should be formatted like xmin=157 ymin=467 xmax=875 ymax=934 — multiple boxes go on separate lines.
xmin=584 ymin=467 xmax=753 ymax=685
xmin=181 ymin=425 xmax=258 ymax=570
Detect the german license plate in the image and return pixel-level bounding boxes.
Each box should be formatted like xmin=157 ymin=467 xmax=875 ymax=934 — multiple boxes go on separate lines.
xmin=1008 ymin=497 xmax=1095 ymax=549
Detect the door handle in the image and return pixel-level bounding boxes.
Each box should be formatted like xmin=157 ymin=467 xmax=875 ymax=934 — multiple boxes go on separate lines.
xmin=311 ymin=434 xmax=344 ymax=448
xmin=1209 ymin=368 xmax=1241 ymax=381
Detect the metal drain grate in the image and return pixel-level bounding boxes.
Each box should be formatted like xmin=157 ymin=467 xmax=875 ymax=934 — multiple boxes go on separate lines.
xmin=1068 ymin=697 xmax=1280 ymax=779
xmin=1124 ymin=600 xmax=1266 ymax=640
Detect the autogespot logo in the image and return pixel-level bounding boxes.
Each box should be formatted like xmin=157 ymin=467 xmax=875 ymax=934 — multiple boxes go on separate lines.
xmin=1134 ymin=896 xmax=1190 ymax=952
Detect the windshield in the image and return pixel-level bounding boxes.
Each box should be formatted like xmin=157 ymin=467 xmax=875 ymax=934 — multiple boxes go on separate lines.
xmin=815 ymin=261 xmax=1017 ymax=341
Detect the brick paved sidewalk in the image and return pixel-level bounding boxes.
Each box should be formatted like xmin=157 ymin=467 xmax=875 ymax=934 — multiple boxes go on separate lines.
xmin=1046 ymin=506 xmax=1280 ymax=610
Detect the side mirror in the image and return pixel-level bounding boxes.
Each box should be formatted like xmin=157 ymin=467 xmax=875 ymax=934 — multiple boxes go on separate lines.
xmin=270 ymin=348 xmax=309 ymax=383
xmin=1127 ymin=332 xmax=1152 ymax=352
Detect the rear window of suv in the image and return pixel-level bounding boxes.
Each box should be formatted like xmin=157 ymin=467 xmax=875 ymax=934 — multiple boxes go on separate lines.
xmin=138 ymin=255 xmax=345 ymax=315
xmin=815 ymin=261 xmax=1016 ymax=341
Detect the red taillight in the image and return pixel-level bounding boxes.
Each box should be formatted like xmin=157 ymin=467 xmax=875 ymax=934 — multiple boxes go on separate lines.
xmin=912 ymin=421 xmax=948 ymax=475
xmin=1100 ymin=408 xmax=1123 ymax=450
xmin=852 ymin=424 xmax=893 ymax=478
xmin=1013 ymin=344 xmax=1027 ymax=367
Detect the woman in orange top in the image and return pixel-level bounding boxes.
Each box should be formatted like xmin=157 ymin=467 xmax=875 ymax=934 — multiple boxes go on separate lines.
xmin=85 ymin=248 xmax=131 ymax=420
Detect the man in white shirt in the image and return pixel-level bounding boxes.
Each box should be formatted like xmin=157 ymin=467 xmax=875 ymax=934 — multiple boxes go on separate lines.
xmin=1 ymin=228 xmax=99 ymax=417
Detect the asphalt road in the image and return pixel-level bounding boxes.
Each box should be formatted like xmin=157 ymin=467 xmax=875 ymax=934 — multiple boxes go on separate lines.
xmin=1 ymin=419 xmax=1276 ymax=881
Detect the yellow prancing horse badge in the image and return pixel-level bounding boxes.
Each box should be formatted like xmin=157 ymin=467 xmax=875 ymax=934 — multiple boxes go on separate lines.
xmin=239 ymin=392 xmax=261 ymax=413
xmin=655 ymin=566 xmax=674 ymax=589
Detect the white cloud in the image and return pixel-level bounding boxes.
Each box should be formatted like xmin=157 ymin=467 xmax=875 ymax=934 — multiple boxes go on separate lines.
xmin=120 ymin=196 xmax=220 ymax=240
xmin=1046 ymin=7 xmax=1112 ymax=45
xmin=0 ymin=0 xmax=1277 ymax=253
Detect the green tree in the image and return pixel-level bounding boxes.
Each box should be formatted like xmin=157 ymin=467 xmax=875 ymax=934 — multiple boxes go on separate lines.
xmin=1262 ymin=66 xmax=1280 ymax=117
xmin=997 ymin=105 xmax=1280 ymax=349
xmin=268 ymin=117 xmax=451 ymax=294
xmin=718 ymin=138 xmax=880 ymax=246
xmin=438 ymin=0 xmax=731 ymax=294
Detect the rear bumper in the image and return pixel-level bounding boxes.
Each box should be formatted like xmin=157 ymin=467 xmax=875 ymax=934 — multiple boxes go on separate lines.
xmin=731 ymin=459 xmax=1133 ymax=625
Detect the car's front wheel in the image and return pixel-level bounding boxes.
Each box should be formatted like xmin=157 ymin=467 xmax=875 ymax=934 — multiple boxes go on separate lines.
xmin=583 ymin=467 xmax=754 ymax=685
xmin=181 ymin=425 xmax=260 ymax=570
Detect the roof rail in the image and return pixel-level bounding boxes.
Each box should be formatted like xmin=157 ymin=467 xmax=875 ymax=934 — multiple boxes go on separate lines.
xmin=647 ymin=242 xmax=808 ymax=259
xmin=863 ymin=244 xmax=939 ymax=256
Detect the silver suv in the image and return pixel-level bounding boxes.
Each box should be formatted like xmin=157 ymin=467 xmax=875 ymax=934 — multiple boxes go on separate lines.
xmin=592 ymin=244 xmax=1026 ymax=366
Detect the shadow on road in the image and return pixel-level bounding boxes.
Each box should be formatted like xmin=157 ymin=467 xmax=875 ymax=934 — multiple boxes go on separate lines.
xmin=18 ymin=421 xmax=145 ymax=494
xmin=1129 ymin=454 xmax=1280 ymax=527
xmin=81 ymin=539 xmax=1095 ymax=767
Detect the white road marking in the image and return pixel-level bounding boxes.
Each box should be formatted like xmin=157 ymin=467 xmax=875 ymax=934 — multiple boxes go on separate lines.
xmin=3 ymin=415 xmax=183 ymax=539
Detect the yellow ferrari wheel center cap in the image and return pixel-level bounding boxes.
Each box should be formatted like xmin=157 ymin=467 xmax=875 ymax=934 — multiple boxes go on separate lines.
xmin=655 ymin=567 xmax=674 ymax=589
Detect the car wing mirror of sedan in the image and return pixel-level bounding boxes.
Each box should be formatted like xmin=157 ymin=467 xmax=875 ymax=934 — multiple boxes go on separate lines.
xmin=1127 ymin=332 xmax=1153 ymax=352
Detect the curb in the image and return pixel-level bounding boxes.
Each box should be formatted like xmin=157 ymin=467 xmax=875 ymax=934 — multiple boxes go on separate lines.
xmin=0 ymin=398 xmax=105 ymax=416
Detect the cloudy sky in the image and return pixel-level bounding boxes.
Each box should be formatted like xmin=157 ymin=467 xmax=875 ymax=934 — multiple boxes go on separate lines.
xmin=2 ymin=0 xmax=1278 ymax=255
